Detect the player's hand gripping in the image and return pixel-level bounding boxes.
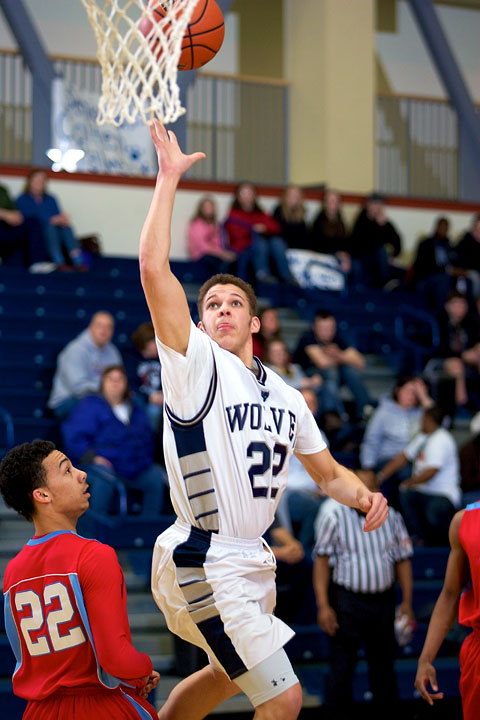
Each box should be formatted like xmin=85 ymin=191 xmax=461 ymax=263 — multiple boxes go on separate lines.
xmin=150 ymin=119 xmax=205 ymax=180
xmin=356 ymin=487 xmax=388 ymax=532
xmin=415 ymin=659 xmax=444 ymax=706
xmin=139 ymin=670 xmax=161 ymax=699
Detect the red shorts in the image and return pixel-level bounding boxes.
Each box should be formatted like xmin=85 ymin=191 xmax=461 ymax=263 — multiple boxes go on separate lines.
xmin=23 ymin=685 xmax=157 ymax=720
xmin=459 ymin=629 xmax=480 ymax=720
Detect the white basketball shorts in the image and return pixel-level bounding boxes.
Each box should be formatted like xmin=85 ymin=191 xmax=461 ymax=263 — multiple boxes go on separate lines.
xmin=151 ymin=519 xmax=295 ymax=679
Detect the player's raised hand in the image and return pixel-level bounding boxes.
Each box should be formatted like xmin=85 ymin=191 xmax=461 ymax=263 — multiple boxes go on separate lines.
xmin=415 ymin=659 xmax=444 ymax=706
xmin=150 ymin=119 xmax=205 ymax=179
xmin=357 ymin=488 xmax=388 ymax=532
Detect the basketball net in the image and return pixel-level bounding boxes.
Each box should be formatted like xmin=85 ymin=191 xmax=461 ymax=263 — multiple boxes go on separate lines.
xmin=80 ymin=0 xmax=199 ymax=126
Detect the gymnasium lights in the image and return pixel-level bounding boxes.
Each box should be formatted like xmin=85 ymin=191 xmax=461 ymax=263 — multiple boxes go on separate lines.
xmin=46 ymin=147 xmax=85 ymax=173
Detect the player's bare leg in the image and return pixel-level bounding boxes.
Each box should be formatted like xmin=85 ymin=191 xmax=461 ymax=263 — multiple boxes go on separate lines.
xmin=157 ymin=665 xmax=240 ymax=720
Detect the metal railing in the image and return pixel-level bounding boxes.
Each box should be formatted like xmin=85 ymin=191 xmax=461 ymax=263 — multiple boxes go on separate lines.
xmin=376 ymin=93 xmax=459 ymax=199
xmin=0 ymin=49 xmax=289 ymax=184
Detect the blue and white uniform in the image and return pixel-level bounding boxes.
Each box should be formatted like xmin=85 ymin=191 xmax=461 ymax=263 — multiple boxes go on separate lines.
xmin=152 ymin=321 xmax=326 ymax=679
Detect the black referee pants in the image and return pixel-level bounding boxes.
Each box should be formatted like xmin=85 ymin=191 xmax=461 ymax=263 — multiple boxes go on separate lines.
xmin=326 ymin=583 xmax=398 ymax=720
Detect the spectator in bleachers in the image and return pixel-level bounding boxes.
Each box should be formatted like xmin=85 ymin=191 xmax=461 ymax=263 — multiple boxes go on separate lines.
xmin=48 ymin=311 xmax=123 ymax=420
xmin=62 ymin=365 xmax=166 ymax=519
xmin=310 ymin=189 xmax=351 ymax=273
xmin=0 ymin=183 xmax=46 ymax=269
xmin=313 ymin=469 xmax=413 ymax=720
xmin=293 ymin=309 xmax=373 ymax=421
xmin=16 ymin=169 xmax=87 ymax=271
xmin=277 ymin=388 xmax=327 ymax=555
xmin=187 ymin=196 xmax=236 ymax=275
xmin=130 ymin=321 xmax=163 ymax=432
xmin=251 ymin=305 xmax=284 ymax=359
xmin=361 ymin=376 xmax=434 ymax=507
xmin=410 ymin=216 xmax=464 ymax=310
xmin=349 ymin=192 xmax=402 ymax=289
xmin=272 ymin=185 xmax=310 ymax=250
xmin=224 ymin=181 xmax=296 ymax=285
xmin=264 ymin=338 xmax=323 ymax=393
xmin=378 ymin=406 xmax=461 ymax=546
xmin=455 ymin=213 xmax=480 ymax=298
xmin=433 ymin=291 xmax=480 ymax=410
xmin=265 ymin=516 xmax=315 ymax=624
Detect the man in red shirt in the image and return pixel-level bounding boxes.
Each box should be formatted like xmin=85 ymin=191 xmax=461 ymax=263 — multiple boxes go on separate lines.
xmin=0 ymin=440 xmax=159 ymax=720
xmin=415 ymin=502 xmax=480 ymax=719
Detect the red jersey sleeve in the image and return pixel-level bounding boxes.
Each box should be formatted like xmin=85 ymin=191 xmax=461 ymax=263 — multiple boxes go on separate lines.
xmin=78 ymin=541 xmax=152 ymax=683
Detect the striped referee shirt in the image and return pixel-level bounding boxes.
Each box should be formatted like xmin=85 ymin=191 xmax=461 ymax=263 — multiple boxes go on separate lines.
xmin=314 ymin=499 xmax=413 ymax=594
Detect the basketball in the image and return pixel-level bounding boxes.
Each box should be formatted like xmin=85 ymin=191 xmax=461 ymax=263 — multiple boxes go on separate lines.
xmin=140 ymin=0 xmax=225 ymax=71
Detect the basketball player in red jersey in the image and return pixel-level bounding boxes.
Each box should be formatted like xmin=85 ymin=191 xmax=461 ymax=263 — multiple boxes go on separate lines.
xmin=0 ymin=440 xmax=160 ymax=720
xmin=415 ymin=501 xmax=480 ymax=719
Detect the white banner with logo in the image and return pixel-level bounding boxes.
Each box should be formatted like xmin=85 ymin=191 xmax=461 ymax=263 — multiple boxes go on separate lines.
xmin=52 ymin=77 xmax=155 ymax=175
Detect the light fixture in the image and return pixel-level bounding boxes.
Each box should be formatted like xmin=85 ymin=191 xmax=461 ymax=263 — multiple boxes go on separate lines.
xmin=46 ymin=147 xmax=85 ymax=173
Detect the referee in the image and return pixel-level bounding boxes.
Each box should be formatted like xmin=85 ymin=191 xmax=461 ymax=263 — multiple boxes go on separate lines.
xmin=313 ymin=470 xmax=413 ymax=720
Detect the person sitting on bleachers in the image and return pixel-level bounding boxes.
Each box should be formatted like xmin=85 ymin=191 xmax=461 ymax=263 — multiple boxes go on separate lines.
xmin=276 ymin=388 xmax=327 ymax=555
xmin=48 ymin=311 xmax=123 ymax=420
xmin=455 ymin=213 xmax=480 ymax=298
xmin=187 ymin=196 xmax=236 ymax=275
xmin=361 ymin=376 xmax=434 ymax=508
xmin=431 ymin=291 xmax=480 ymax=412
xmin=272 ymin=185 xmax=310 ymax=250
xmin=313 ymin=468 xmax=413 ymax=720
xmin=0 ymin=182 xmax=45 ymax=269
xmin=264 ymin=515 xmax=316 ymax=625
xmin=251 ymin=305 xmax=285 ymax=360
xmin=377 ymin=406 xmax=461 ymax=546
xmin=410 ymin=216 xmax=464 ymax=310
xmin=349 ymin=192 xmax=402 ymax=290
xmin=264 ymin=338 xmax=323 ymax=393
xmin=62 ymin=364 xmax=166 ymax=519
xmin=224 ymin=181 xmax=296 ymax=286
xmin=16 ymin=168 xmax=87 ymax=271
xmin=293 ymin=309 xmax=373 ymax=421
xmin=309 ymin=189 xmax=351 ymax=274
xmin=130 ymin=321 xmax=163 ymax=432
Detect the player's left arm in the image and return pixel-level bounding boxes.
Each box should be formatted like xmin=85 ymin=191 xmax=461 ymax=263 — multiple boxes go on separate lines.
xmin=295 ymin=448 xmax=388 ymax=531
xmin=415 ymin=511 xmax=468 ymax=705
xmin=79 ymin=542 xmax=153 ymax=684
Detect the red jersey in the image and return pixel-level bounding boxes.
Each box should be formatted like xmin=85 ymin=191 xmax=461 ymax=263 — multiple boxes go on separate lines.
xmin=459 ymin=501 xmax=480 ymax=630
xmin=3 ymin=530 xmax=152 ymax=701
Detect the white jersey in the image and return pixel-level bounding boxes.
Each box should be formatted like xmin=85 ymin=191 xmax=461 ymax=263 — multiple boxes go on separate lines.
xmin=156 ymin=321 xmax=326 ymax=539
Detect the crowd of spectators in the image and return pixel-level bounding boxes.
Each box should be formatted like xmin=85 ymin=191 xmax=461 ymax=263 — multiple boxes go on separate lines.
xmin=1 ymin=176 xmax=479 ymax=710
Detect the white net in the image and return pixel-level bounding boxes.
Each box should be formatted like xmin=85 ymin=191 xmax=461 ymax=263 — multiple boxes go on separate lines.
xmin=80 ymin=0 xmax=200 ymax=126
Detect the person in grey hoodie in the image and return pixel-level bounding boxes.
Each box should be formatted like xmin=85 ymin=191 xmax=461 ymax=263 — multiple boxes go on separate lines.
xmin=48 ymin=311 xmax=123 ymax=420
xmin=360 ymin=376 xmax=433 ymax=508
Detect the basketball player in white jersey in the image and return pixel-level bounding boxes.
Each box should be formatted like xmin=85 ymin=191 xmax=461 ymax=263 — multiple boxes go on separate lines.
xmin=140 ymin=121 xmax=388 ymax=720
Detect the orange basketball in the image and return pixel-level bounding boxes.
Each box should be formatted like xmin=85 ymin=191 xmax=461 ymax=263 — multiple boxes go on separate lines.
xmin=140 ymin=0 xmax=225 ymax=71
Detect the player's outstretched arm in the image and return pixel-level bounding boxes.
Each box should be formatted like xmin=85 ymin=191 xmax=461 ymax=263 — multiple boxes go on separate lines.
xmin=415 ymin=510 xmax=468 ymax=706
xmin=296 ymin=449 xmax=388 ymax=531
xmin=139 ymin=120 xmax=205 ymax=354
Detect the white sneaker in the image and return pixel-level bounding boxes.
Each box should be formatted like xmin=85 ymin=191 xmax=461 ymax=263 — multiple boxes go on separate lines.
xmin=29 ymin=262 xmax=57 ymax=274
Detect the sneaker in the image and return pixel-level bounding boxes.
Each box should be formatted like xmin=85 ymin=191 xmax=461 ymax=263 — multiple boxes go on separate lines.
xmin=29 ymin=262 xmax=57 ymax=274
xmin=57 ymin=264 xmax=75 ymax=272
